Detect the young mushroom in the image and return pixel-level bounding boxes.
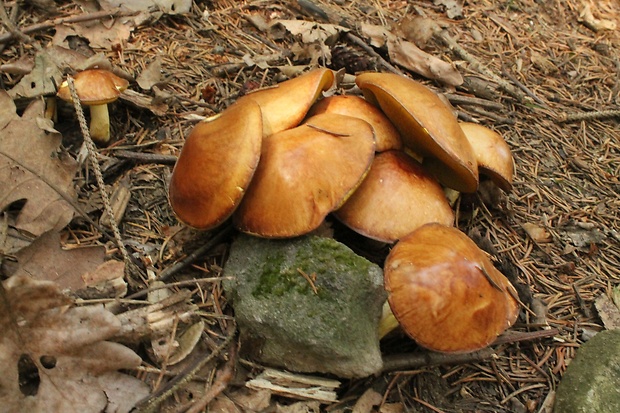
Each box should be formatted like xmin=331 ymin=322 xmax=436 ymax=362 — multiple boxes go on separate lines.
xmin=459 ymin=122 xmax=514 ymax=192
xmin=356 ymin=73 xmax=479 ymax=193
xmin=237 ymin=68 xmax=336 ymax=136
xmin=382 ymin=223 xmax=520 ymax=353
xmin=56 ymin=69 xmax=129 ymax=145
xmin=169 ymin=100 xmax=263 ymax=230
xmin=233 ymin=113 xmax=375 ymax=238
xmin=333 ymin=150 xmax=454 ymax=243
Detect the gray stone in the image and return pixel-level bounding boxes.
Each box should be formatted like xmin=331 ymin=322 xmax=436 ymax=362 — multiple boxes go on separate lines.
xmin=554 ymin=329 xmax=620 ymax=413
xmin=223 ymin=234 xmax=386 ymax=378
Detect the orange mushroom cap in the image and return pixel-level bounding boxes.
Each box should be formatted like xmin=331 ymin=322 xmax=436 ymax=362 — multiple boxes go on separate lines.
xmin=306 ymin=95 xmax=402 ymax=152
xmin=459 ymin=122 xmax=514 ymax=192
xmin=237 ymin=68 xmax=335 ymax=136
xmin=57 ymin=69 xmax=128 ymax=105
xmin=169 ymin=100 xmax=263 ymax=230
xmin=384 ymin=223 xmax=519 ymax=353
xmin=234 ymin=113 xmax=375 ymax=238
xmin=356 ymin=73 xmax=478 ymax=193
xmin=334 ymin=150 xmax=454 ymax=243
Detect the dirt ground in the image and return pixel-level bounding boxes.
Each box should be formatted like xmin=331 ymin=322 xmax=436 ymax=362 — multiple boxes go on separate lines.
xmin=2 ymin=0 xmax=620 ymax=412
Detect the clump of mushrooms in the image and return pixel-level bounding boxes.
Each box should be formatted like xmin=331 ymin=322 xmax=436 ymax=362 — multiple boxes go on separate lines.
xmin=168 ymin=68 xmax=520 ymax=353
xmin=57 ymin=69 xmax=129 ymax=145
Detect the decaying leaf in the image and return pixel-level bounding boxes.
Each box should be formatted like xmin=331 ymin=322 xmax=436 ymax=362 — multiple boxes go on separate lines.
xmin=137 ymin=57 xmax=163 ymax=90
xmin=100 ymin=0 xmax=192 ymax=15
xmin=594 ymin=293 xmax=620 ymax=330
xmin=578 ymin=3 xmax=617 ymax=32
xmin=0 ymin=92 xmax=78 ymax=237
xmin=522 ymin=222 xmax=553 ymax=243
xmin=271 ymin=20 xmax=349 ymax=65
xmin=2 ymin=230 xmax=106 ymax=291
xmin=0 ymin=275 xmax=149 ymax=413
xmin=434 ymin=0 xmax=463 ymax=19
xmin=360 ymin=23 xmax=463 ymax=86
xmin=7 ymin=51 xmax=63 ymax=99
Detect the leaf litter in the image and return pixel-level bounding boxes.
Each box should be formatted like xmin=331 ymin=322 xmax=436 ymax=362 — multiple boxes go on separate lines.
xmin=1 ymin=0 xmax=620 ymax=412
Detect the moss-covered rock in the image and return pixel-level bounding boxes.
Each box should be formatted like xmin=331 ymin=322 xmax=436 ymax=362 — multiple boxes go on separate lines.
xmin=223 ymin=234 xmax=386 ymax=378
xmin=554 ymin=329 xmax=620 ymax=413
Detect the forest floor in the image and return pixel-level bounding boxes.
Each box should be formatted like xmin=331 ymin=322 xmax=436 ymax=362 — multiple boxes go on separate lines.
xmin=1 ymin=0 xmax=619 ymax=412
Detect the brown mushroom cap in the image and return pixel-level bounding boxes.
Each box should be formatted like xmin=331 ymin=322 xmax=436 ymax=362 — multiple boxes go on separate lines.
xmin=57 ymin=69 xmax=128 ymax=104
xmin=384 ymin=223 xmax=519 ymax=353
xmin=356 ymin=73 xmax=478 ymax=193
xmin=233 ymin=113 xmax=375 ymax=238
xmin=306 ymin=95 xmax=402 ymax=152
xmin=334 ymin=150 xmax=454 ymax=243
xmin=237 ymin=68 xmax=335 ymax=136
xmin=459 ymin=122 xmax=514 ymax=192
xmin=169 ymin=100 xmax=263 ymax=230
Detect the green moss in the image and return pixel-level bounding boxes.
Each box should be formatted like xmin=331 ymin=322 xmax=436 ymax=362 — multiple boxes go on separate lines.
xmin=253 ymin=248 xmax=312 ymax=297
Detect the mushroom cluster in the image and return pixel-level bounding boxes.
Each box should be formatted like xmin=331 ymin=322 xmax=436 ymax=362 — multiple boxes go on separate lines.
xmin=169 ymin=69 xmax=519 ymax=353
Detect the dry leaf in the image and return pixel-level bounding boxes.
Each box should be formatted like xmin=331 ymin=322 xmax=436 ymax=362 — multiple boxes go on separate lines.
xmin=137 ymin=57 xmax=163 ymax=90
xmin=7 ymin=51 xmax=63 ymax=99
xmin=434 ymin=0 xmax=463 ymax=19
xmin=522 ymin=222 xmax=553 ymax=243
xmin=360 ymin=23 xmax=463 ymax=86
xmin=100 ymin=0 xmax=192 ymax=15
xmin=271 ymin=20 xmax=349 ymax=65
xmin=2 ymin=230 xmax=106 ymax=291
xmin=578 ymin=3 xmax=617 ymax=32
xmin=0 ymin=93 xmax=78 ymax=237
xmin=594 ymin=293 xmax=620 ymax=330
xmin=0 ymin=275 xmax=149 ymax=413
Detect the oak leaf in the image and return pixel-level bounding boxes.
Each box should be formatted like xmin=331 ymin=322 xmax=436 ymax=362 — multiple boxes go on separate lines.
xmin=0 ymin=275 xmax=149 ymax=413
xmin=0 ymin=91 xmax=78 ymax=237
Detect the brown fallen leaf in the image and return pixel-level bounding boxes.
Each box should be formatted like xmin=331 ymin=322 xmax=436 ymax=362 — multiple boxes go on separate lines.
xmin=0 ymin=275 xmax=149 ymax=413
xmin=2 ymin=230 xmax=106 ymax=292
xmin=594 ymin=293 xmax=620 ymax=330
xmin=522 ymin=222 xmax=553 ymax=243
xmin=360 ymin=23 xmax=463 ymax=86
xmin=0 ymin=93 xmax=78 ymax=237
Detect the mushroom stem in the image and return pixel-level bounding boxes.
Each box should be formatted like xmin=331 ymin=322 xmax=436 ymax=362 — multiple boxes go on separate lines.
xmin=378 ymin=301 xmax=400 ymax=339
xmin=89 ymin=104 xmax=111 ymax=145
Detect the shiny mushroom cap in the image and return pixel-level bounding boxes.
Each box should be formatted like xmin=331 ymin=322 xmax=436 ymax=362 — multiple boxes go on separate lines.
xmin=306 ymin=95 xmax=402 ymax=152
xmin=234 ymin=113 xmax=376 ymax=238
xmin=237 ymin=68 xmax=335 ymax=136
xmin=57 ymin=69 xmax=128 ymax=104
xmin=384 ymin=223 xmax=519 ymax=353
xmin=459 ymin=122 xmax=514 ymax=192
xmin=334 ymin=150 xmax=454 ymax=243
xmin=356 ymin=72 xmax=478 ymax=193
xmin=169 ymin=100 xmax=263 ymax=230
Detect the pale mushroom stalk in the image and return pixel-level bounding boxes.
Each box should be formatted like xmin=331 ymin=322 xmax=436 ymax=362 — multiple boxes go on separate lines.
xmin=378 ymin=301 xmax=399 ymax=339
xmin=88 ymin=103 xmax=111 ymax=143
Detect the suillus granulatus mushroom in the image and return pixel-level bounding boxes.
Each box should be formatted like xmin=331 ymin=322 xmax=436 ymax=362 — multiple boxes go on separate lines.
xmin=459 ymin=122 xmax=514 ymax=192
xmin=306 ymin=95 xmax=402 ymax=152
xmin=237 ymin=68 xmax=335 ymax=136
xmin=169 ymin=100 xmax=263 ymax=230
xmin=382 ymin=223 xmax=519 ymax=353
xmin=333 ymin=150 xmax=454 ymax=243
xmin=355 ymin=72 xmax=479 ymax=193
xmin=56 ymin=69 xmax=129 ymax=145
xmin=233 ymin=113 xmax=375 ymax=238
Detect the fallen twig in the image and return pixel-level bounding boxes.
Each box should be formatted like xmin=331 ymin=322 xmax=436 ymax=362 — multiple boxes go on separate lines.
xmin=0 ymin=7 xmax=139 ymax=44
xmin=556 ymin=109 xmax=620 ymax=123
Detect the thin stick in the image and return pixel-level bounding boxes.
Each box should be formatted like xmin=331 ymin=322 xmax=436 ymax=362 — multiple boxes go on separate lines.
xmin=556 ymin=109 xmax=620 ymax=123
xmin=66 ymin=76 xmax=142 ymax=282
xmin=114 ymin=150 xmax=178 ymax=165
xmin=0 ymin=8 xmax=139 ymax=44
xmin=134 ymin=327 xmax=236 ymax=413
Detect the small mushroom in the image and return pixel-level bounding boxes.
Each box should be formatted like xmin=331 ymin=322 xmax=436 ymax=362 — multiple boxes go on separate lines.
xmin=459 ymin=122 xmax=514 ymax=192
xmin=237 ymin=68 xmax=335 ymax=136
xmin=169 ymin=100 xmax=263 ymax=230
xmin=382 ymin=223 xmax=519 ymax=353
xmin=234 ymin=113 xmax=375 ymax=238
xmin=306 ymin=95 xmax=402 ymax=151
xmin=57 ymin=69 xmax=129 ymax=145
xmin=333 ymin=150 xmax=454 ymax=243
xmin=356 ymin=72 xmax=478 ymax=193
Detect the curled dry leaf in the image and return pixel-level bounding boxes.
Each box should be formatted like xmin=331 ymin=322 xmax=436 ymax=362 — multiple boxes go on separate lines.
xmin=0 ymin=275 xmax=149 ymax=413
xmin=0 ymin=92 xmax=77 ymax=237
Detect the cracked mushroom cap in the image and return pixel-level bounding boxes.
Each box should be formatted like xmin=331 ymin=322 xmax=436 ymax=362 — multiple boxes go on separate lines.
xmin=57 ymin=69 xmax=128 ymax=104
xmin=356 ymin=72 xmax=478 ymax=193
xmin=233 ymin=113 xmax=376 ymax=238
xmin=459 ymin=122 xmax=514 ymax=192
xmin=333 ymin=150 xmax=454 ymax=243
xmin=169 ymin=100 xmax=263 ymax=230
xmin=237 ymin=68 xmax=336 ymax=136
xmin=384 ymin=223 xmax=520 ymax=353
xmin=306 ymin=95 xmax=402 ymax=152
